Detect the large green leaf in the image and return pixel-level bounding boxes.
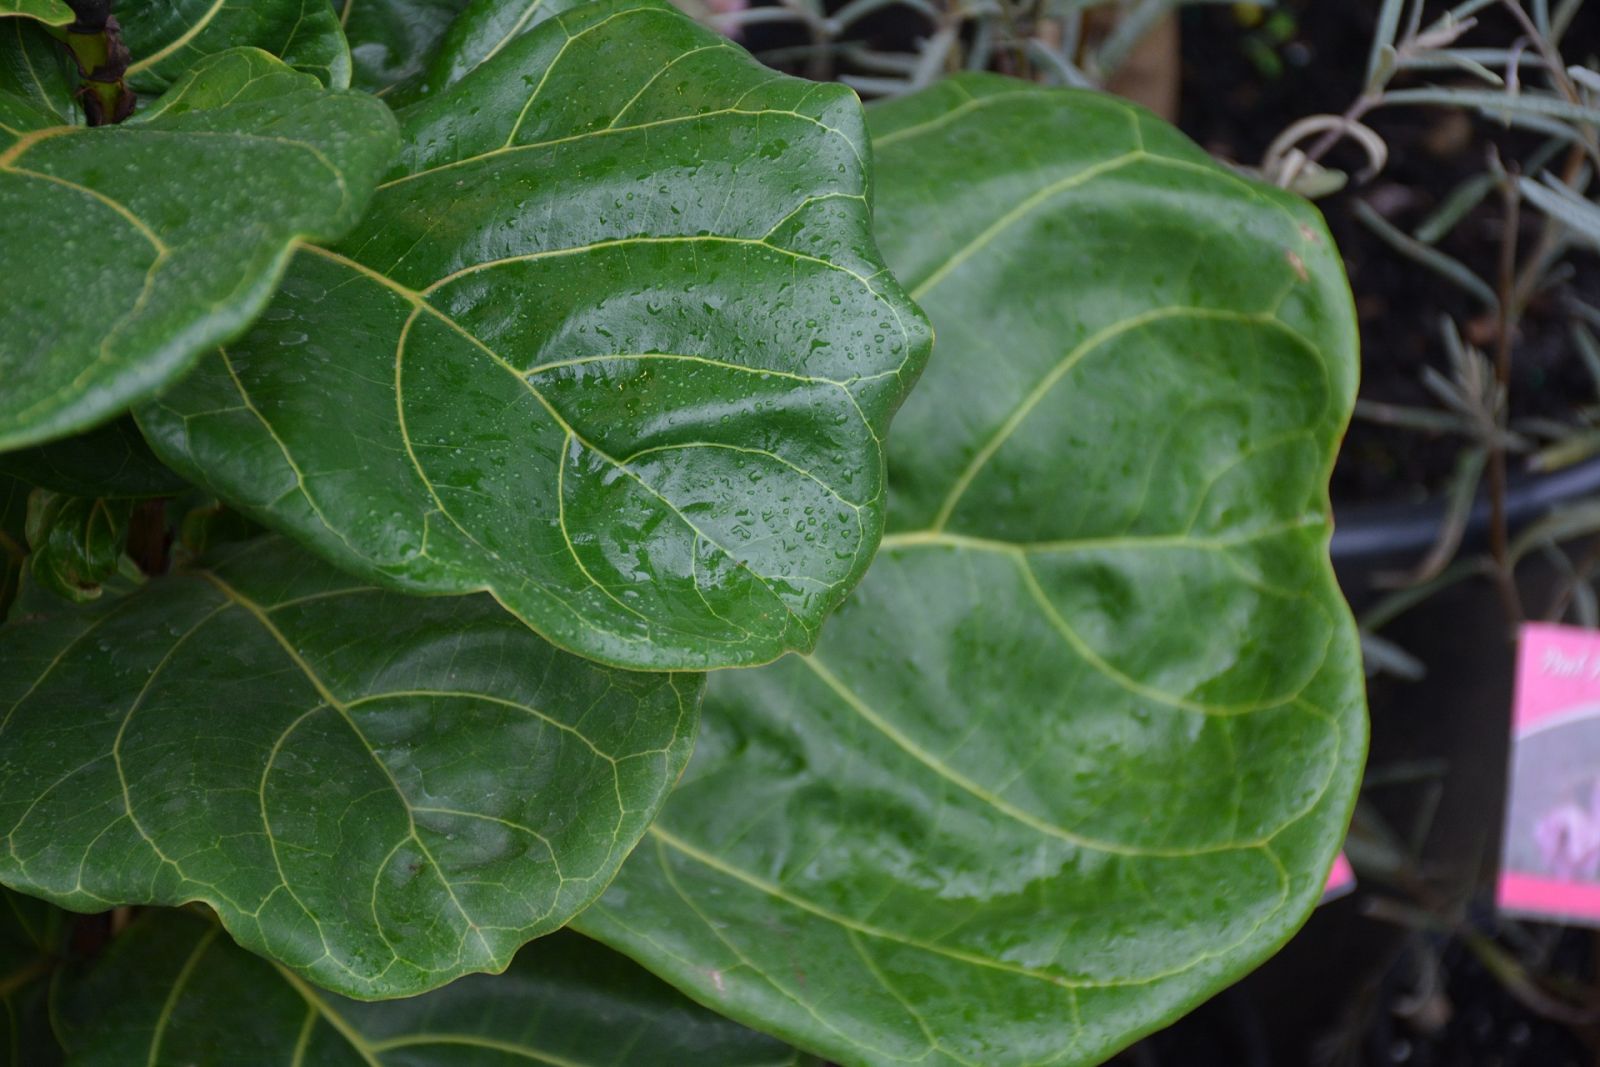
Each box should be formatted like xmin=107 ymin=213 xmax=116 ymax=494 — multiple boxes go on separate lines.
xmin=0 ymin=1 xmax=70 ymax=26
xmin=58 ymin=910 xmax=815 ymax=1066
xmin=119 ymin=0 xmax=353 ymax=90
xmin=0 ymin=534 xmax=701 ymax=998
xmin=576 ymin=76 xmax=1365 ymax=1066
xmin=139 ymin=0 xmax=932 ymax=672
xmin=339 ymin=0 xmax=471 ymax=94
xmin=0 ymin=48 xmax=397 ymax=452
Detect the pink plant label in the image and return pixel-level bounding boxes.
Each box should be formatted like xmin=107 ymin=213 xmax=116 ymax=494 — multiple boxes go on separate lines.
xmin=1322 ymin=852 xmax=1355 ymax=904
xmin=1499 ymin=623 xmax=1600 ymax=925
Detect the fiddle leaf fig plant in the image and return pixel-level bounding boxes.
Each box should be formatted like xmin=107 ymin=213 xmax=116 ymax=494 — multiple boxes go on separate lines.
xmin=575 ymin=75 xmax=1365 ymax=1067
xmin=0 ymin=2 xmax=1363 ymax=1065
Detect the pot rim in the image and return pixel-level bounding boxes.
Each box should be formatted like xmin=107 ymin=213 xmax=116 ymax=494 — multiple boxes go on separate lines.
xmin=1331 ymin=453 xmax=1600 ymax=563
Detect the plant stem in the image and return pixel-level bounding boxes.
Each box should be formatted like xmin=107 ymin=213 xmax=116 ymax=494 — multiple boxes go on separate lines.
xmin=1498 ymin=0 xmax=1586 ymax=110
xmin=54 ymin=1 xmax=134 ymax=125
xmin=1299 ymin=95 xmax=1381 ymax=172
xmin=0 ymin=954 xmax=53 ymax=1001
xmin=126 ymin=499 xmax=170 ymax=577
xmin=1489 ymin=173 xmax=1524 ymax=624
xmin=1497 ymin=0 xmax=1600 ymax=162
xmin=1543 ymin=535 xmax=1600 ymax=623
xmin=1511 ymin=144 xmax=1588 ymax=312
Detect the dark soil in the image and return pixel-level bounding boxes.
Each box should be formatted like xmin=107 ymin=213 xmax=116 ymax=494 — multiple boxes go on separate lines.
xmin=1112 ymin=918 xmax=1598 ymax=1067
xmin=1178 ymin=0 xmax=1600 ymax=507
xmin=1390 ymin=925 xmax=1595 ymax=1067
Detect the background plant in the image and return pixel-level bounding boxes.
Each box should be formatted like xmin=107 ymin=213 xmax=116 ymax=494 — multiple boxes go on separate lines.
xmin=1254 ymin=0 xmax=1600 ymax=626
xmin=1228 ymin=1 xmax=1600 ymax=1054
xmin=678 ymin=0 xmax=1227 ymax=105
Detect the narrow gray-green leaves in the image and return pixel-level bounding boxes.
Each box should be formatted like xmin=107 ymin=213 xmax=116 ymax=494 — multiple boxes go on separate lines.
xmin=0 ymin=48 xmax=397 ymax=451
xmin=118 ymin=0 xmax=353 ymax=90
xmin=140 ymin=0 xmax=932 ymax=672
xmin=59 ymin=911 xmax=816 ymax=1066
xmin=0 ymin=535 xmax=701 ymax=998
xmin=577 ymin=76 xmax=1365 ymax=1067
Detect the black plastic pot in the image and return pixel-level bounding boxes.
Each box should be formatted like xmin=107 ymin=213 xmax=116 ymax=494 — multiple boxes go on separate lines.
xmin=1331 ymin=456 xmax=1600 ymax=608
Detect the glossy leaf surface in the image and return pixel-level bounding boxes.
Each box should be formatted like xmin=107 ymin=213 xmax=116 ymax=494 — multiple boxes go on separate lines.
xmin=0 ymin=48 xmax=397 ymax=452
xmin=340 ymin=0 xmax=472 ymax=94
xmin=383 ymin=0 xmax=580 ymax=106
xmin=59 ymin=909 xmax=815 ymax=1066
xmin=141 ymin=0 xmax=931 ymax=671
xmin=119 ymin=0 xmax=352 ymax=90
xmin=0 ymin=535 xmax=701 ymax=998
xmin=579 ymin=76 xmax=1366 ymax=1066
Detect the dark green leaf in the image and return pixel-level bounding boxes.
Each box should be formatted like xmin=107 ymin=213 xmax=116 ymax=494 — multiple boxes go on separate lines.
xmin=0 ymin=534 xmax=701 ymax=998
xmin=577 ymin=75 xmax=1365 ymax=1067
xmin=24 ymin=490 xmax=131 ymax=601
xmin=6 ymin=549 xmax=144 ymax=620
xmin=383 ymin=0 xmax=583 ymax=107
xmin=0 ymin=16 xmax=74 ymax=122
xmin=340 ymin=0 xmax=472 ymax=95
xmin=0 ymin=417 xmax=188 ymax=498
xmin=118 ymin=0 xmax=352 ymax=90
xmin=59 ymin=909 xmax=814 ymax=1066
xmin=0 ymin=48 xmax=398 ymax=451
xmin=139 ymin=0 xmax=931 ymax=672
xmin=0 ymin=890 xmax=62 ymax=1067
